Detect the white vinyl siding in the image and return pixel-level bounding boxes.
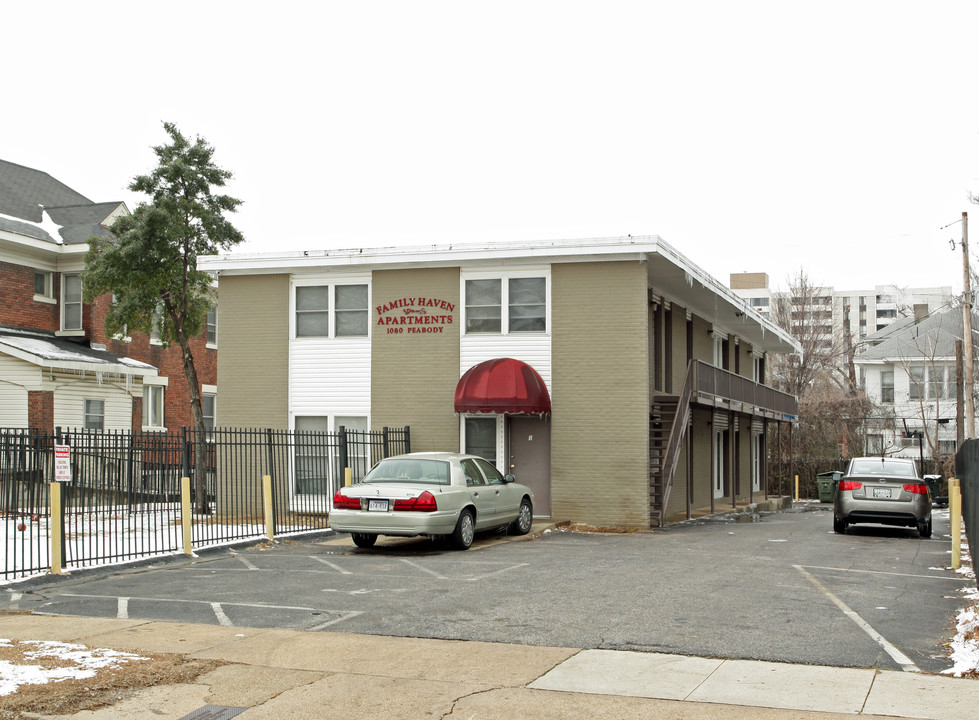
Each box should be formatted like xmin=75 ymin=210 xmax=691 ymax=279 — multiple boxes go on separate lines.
xmin=53 ymin=375 xmax=135 ymax=430
xmin=0 ymin=356 xmax=41 ymax=427
xmin=460 ymin=266 xmax=552 ymax=389
xmin=459 ymin=334 xmax=552 ymax=391
xmin=290 ymin=272 xmax=372 ymax=420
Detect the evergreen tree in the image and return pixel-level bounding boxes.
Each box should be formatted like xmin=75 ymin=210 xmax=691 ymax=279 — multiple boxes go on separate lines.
xmin=83 ymin=122 xmax=243 ymax=513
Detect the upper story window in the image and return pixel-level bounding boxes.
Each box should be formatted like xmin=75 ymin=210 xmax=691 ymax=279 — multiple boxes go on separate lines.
xmin=34 ymin=271 xmax=55 ymax=302
xmin=463 ymin=274 xmax=548 ymax=335
xmin=202 ymin=393 xmax=216 ymax=437
xmin=335 ymin=285 xmax=369 ymax=336
xmin=881 ymin=370 xmax=894 ymax=403
xmin=295 ymin=283 xmax=368 ymax=338
xmin=61 ymin=274 xmax=83 ymax=331
xmin=206 ymin=306 xmax=218 ymax=346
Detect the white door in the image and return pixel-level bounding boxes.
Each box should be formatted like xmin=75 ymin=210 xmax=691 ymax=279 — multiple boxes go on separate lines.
xmin=713 ymin=430 xmax=724 ymax=498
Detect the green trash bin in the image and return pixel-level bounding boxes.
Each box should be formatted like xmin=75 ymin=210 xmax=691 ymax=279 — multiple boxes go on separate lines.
xmin=816 ymin=471 xmax=842 ymax=503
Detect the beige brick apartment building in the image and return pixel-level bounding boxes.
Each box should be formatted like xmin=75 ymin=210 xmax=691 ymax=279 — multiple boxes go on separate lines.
xmin=200 ymin=236 xmax=800 ymax=528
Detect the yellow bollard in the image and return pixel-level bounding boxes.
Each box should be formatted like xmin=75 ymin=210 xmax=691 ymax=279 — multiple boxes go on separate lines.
xmin=950 ymin=478 xmax=962 ymax=570
xmin=345 ymin=467 xmax=352 ymax=487
xmin=180 ymin=477 xmax=193 ymax=556
xmin=263 ymin=475 xmax=275 ymax=540
xmin=50 ymin=482 xmax=64 ymax=575
xmin=794 ymin=475 xmax=799 ymax=502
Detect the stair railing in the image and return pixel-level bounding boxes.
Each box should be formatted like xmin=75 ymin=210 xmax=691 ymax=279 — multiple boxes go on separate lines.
xmin=655 ymin=359 xmax=696 ymax=527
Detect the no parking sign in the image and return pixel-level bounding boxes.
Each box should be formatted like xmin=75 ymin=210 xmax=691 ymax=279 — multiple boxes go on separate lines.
xmin=54 ymin=444 xmax=71 ymax=483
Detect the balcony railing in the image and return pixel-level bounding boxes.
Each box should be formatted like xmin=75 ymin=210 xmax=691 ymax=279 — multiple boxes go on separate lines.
xmin=691 ymin=360 xmax=798 ymax=419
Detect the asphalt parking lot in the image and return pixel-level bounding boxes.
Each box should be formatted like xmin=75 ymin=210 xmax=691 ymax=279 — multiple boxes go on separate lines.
xmin=5 ymin=504 xmax=971 ymax=674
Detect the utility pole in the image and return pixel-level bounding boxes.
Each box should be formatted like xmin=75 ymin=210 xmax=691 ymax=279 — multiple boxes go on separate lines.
xmin=963 ymin=212 xmax=975 ymax=438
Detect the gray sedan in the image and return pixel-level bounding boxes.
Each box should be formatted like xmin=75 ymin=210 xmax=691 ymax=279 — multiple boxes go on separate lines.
xmin=833 ymin=456 xmax=932 ymax=537
xmin=330 ymin=452 xmax=535 ymax=550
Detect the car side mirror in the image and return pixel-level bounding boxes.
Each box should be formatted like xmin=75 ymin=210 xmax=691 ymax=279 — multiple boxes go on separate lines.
xmin=504 ymin=474 xmax=516 ymax=483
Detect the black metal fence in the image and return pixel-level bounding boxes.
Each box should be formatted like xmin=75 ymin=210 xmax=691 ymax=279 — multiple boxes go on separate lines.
xmin=1 ymin=425 xmax=410 ymax=582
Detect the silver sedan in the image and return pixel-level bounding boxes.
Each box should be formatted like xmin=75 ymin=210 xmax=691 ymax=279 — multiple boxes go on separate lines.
xmin=330 ymin=452 xmax=535 ymax=550
xmin=833 ymin=456 xmax=932 ymax=537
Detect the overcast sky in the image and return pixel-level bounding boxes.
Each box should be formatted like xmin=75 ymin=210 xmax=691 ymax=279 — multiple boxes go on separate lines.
xmin=6 ymin=1 xmax=979 ymax=294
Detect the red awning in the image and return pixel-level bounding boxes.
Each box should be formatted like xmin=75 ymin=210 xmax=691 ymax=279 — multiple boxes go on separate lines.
xmin=454 ymin=358 xmax=551 ymax=415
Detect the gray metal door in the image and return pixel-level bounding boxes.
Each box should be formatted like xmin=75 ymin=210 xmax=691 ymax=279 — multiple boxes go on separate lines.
xmin=508 ymin=416 xmax=551 ymax=517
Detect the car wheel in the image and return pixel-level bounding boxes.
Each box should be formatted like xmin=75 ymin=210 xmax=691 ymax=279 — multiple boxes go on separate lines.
xmin=918 ymin=514 xmax=932 ymax=539
xmin=833 ymin=515 xmax=848 ymax=534
xmin=509 ymin=498 xmax=533 ymax=535
xmin=451 ymin=510 xmax=475 ymax=550
xmin=351 ymin=533 xmax=377 ymax=548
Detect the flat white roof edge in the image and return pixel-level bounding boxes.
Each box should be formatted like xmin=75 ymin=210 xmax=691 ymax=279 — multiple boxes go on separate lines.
xmin=200 ymin=235 xmax=668 ymax=271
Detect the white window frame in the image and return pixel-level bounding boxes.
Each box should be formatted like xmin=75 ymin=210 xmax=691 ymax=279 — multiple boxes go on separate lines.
xmin=202 ymin=384 xmax=217 ymax=438
xmin=34 ymin=271 xmax=56 ymax=303
xmin=460 ymin=414 xmax=504 ymax=466
xmin=292 ymin=281 xmax=371 ymax=340
xmin=461 ymin=269 xmax=550 ymax=336
xmin=83 ymin=399 xmax=104 ymax=430
xmin=142 ymin=377 xmax=168 ymax=431
xmin=60 ymin=273 xmax=84 ymax=333
xmin=206 ymin=306 xmax=218 ymax=348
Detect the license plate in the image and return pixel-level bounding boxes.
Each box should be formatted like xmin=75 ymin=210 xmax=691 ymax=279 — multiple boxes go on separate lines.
xmin=368 ymin=499 xmax=389 ymax=512
xmin=873 ymin=488 xmax=891 ymax=498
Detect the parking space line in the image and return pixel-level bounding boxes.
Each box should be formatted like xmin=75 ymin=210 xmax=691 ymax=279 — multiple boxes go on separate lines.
xmin=793 ymin=565 xmax=921 ymax=673
xmin=466 ymin=563 xmax=529 ymax=582
xmin=211 ymin=602 xmax=233 ymax=626
xmin=235 ymin=556 xmax=259 ymax=571
xmin=117 ymin=597 xmax=129 ymax=620
xmin=399 ymin=558 xmax=447 ymax=580
xmin=310 ymin=556 xmax=353 ymax=574
xmin=796 ymin=565 xmax=963 ymax=582
xmin=308 ymin=611 xmax=364 ymax=631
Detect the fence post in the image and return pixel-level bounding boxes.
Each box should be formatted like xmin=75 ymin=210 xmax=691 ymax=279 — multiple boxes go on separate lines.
xmin=338 ymin=426 xmax=348 ymax=478
xmin=950 ymin=478 xmax=962 ymax=570
xmin=382 ymin=427 xmax=390 ymax=457
xmin=50 ymin=481 xmax=65 ymax=575
xmin=180 ymin=476 xmax=194 ymax=556
xmin=263 ymin=475 xmax=275 ymax=540
xmin=404 ymin=426 xmax=411 ymax=453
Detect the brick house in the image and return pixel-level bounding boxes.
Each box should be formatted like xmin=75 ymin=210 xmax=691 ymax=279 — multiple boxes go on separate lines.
xmin=0 ymin=159 xmax=217 ymax=433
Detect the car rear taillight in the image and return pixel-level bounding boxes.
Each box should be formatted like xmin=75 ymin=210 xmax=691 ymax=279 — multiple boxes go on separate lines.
xmin=903 ymin=484 xmax=929 ymax=495
xmin=394 ymin=490 xmax=437 ymax=512
xmin=333 ymin=490 xmax=362 ymax=510
xmin=838 ymin=480 xmax=863 ymax=491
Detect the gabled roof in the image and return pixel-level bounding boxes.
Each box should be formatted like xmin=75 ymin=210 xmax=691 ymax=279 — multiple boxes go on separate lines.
xmin=855 ymin=307 xmax=975 ymax=363
xmin=0 ymin=325 xmax=157 ymax=377
xmin=0 ymin=159 xmax=123 ymax=245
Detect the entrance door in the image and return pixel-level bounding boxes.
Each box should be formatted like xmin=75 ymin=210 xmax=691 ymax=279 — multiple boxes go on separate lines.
xmin=508 ymin=416 xmax=551 ymax=517
xmin=752 ymin=434 xmax=763 ymax=493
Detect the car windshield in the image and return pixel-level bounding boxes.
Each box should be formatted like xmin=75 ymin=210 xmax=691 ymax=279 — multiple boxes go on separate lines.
xmin=360 ymin=458 xmax=451 ymax=485
xmin=848 ymin=458 xmax=917 ymax=477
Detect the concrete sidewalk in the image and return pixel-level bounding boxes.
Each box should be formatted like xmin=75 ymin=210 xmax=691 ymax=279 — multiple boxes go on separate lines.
xmin=1 ymin=613 xmax=976 ymax=720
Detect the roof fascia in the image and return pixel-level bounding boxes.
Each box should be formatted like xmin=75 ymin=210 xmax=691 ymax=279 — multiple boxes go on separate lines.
xmin=0 ymin=345 xmax=158 ymax=378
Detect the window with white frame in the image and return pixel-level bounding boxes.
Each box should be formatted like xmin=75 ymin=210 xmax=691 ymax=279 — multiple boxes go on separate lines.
xmin=150 ymin=305 xmax=163 ymax=344
xmin=464 ymin=274 xmax=547 ymax=334
xmin=62 ymin=274 xmax=83 ymax=331
xmin=335 ymin=285 xmax=369 ymax=337
xmin=296 ymin=286 xmax=329 ymax=337
xmin=295 ymin=284 xmax=368 ymax=338
xmin=294 ymin=416 xmax=329 ymax=494
xmin=881 ymin=370 xmax=894 ymax=404
xmin=143 ymin=385 xmax=165 ymax=429
xmin=908 ymin=365 xmax=953 ymax=401
xmin=202 ymin=393 xmax=216 ymax=437
xmin=83 ymin=399 xmax=104 ymax=430
xmin=34 ymin=271 xmax=54 ymax=300
xmin=464 ymin=416 xmax=498 ymax=464
xmin=206 ymin=306 xmax=218 ymax=346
